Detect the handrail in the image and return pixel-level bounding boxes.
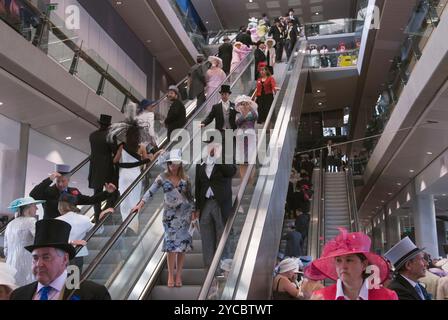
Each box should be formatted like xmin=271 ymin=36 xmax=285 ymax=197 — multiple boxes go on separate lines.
xmin=317 ymin=149 xmax=325 ymax=257
xmin=198 ymin=41 xmax=304 ymax=300
xmin=78 ymin=50 xmax=255 ymax=283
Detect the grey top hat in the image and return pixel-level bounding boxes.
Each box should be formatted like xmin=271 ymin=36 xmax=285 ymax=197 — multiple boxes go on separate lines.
xmin=55 ymin=164 xmax=71 ymax=175
xmin=384 ymin=237 xmax=425 ymax=271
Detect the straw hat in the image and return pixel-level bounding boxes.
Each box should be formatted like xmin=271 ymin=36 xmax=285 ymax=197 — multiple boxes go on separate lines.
xmin=208 ymin=56 xmax=223 ymax=69
xmin=0 ymin=263 xmax=18 ymax=290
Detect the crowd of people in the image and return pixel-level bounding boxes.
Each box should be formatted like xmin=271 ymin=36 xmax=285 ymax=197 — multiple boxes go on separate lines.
xmin=305 ymin=40 xmax=360 ymax=69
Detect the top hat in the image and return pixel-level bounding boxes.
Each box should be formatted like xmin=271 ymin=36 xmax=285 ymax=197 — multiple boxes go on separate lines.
xmin=98 ymin=114 xmax=112 ymax=126
xmin=25 ymin=219 xmax=76 ymax=260
xmin=219 ymin=85 xmax=232 ymax=94
xmin=384 ymin=237 xmax=425 ymax=271
xmin=311 ymin=228 xmax=390 ymax=283
xmin=55 ymin=164 xmax=71 ymax=175
xmin=8 ymin=197 xmax=45 ymax=213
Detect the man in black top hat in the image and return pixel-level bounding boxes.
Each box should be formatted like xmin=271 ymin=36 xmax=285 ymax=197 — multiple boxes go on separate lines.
xmin=10 ymin=219 xmax=111 ymax=300
xmin=218 ymin=37 xmax=233 ymax=75
xmin=88 ymin=114 xmax=119 ymax=223
xmin=30 ymin=164 xmax=117 ymax=220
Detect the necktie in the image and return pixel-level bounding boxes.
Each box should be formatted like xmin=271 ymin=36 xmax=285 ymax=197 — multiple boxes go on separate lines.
xmin=414 ymin=284 xmax=425 ymax=300
xmin=40 ymin=286 xmax=51 ymax=300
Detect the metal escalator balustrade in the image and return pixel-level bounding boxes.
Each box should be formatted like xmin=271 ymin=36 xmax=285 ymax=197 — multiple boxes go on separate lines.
xmin=138 ymin=56 xmax=295 ymax=300
xmin=71 ymin=51 xmax=256 ymax=299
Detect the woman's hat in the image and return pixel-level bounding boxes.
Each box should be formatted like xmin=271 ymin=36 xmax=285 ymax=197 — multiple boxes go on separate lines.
xmin=58 ymin=192 xmax=78 ymax=206
xmin=0 ymin=263 xmax=18 ymax=290
xmin=159 ymin=149 xmax=187 ymax=166
xmin=168 ymin=85 xmax=180 ymax=97
xmin=277 ymin=258 xmax=301 ymax=274
xmin=303 ymin=262 xmax=327 ymax=281
xmin=25 ymin=219 xmax=76 ymax=260
xmin=235 ymin=95 xmax=258 ymax=112
xmin=98 ymin=114 xmax=112 ymax=126
xmin=384 ymin=237 xmax=425 ymax=271
xmin=8 ymin=197 xmax=45 ymax=212
xmin=266 ymin=38 xmax=276 ymax=47
xmin=311 ymin=228 xmax=390 ymax=283
xmin=249 ymin=17 xmax=258 ymax=23
xmin=435 ymin=258 xmax=448 ymax=272
xmin=219 ymin=85 xmax=232 ymax=94
xmin=140 ymin=99 xmax=156 ymax=109
xmin=208 ymin=56 xmax=223 ymax=69
xmin=258 ymin=19 xmax=266 ymax=26
xmin=220 ymin=259 xmax=233 ymax=272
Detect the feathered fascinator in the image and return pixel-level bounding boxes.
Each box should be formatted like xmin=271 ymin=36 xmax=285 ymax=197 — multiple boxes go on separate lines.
xmin=107 ymin=103 xmax=156 ymax=146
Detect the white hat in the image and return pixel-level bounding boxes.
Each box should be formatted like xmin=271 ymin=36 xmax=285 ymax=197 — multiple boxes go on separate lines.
xmin=266 ymin=38 xmax=276 ymax=47
xmin=277 ymin=258 xmax=300 ymax=273
xmin=220 ymin=259 xmax=233 ymax=272
xmin=160 ymin=149 xmax=187 ymax=165
xmin=249 ymin=17 xmax=258 ymax=23
xmin=0 ymin=263 xmax=18 ymax=290
xmin=208 ymin=56 xmax=223 ymax=69
xmin=384 ymin=237 xmax=425 ymax=270
xmin=435 ymin=258 xmax=448 ymax=271
xmin=235 ymin=95 xmax=258 ymax=113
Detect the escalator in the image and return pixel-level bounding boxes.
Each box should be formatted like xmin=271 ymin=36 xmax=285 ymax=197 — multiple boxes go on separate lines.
xmin=74 ymin=41 xmax=308 ymax=300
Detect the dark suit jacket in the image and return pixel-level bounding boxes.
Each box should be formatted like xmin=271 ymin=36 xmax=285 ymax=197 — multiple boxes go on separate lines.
xmin=218 ymin=42 xmax=233 ymax=74
xmin=164 ymin=99 xmax=187 ymax=141
xmin=387 ymin=274 xmax=430 ymax=300
xmin=10 ymin=280 xmax=111 ymax=300
xmin=269 ymin=25 xmax=286 ymax=42
xmin=195 ymin=163 xmax=237 ymax=222
xmin=88 ymin=129 xmax=117 ymax=189
xmin=202 ymin=102 xmax=237 ymax=131
xmin=254 ymin=48 xmax=267 ymax=80
xmin=30 ymin=178 xmax=113 ymax=219
xmin=188 ymin=62 xmax=207 ymax=99
xmin=235 ymin=32 xmax=253 ymax=48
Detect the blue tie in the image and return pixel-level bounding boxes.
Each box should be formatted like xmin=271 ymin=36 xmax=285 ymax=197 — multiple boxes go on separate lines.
xmin=39 ymin=286 xmax=51 ymax=300
xmin=414 ymin=284 xmax=425 ymax=300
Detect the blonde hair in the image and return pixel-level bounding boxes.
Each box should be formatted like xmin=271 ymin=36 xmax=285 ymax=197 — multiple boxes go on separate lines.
xmin=166 ymin=164 xmax=188 ymax=181
xmin=58 ymin=201 xmax=81 ymax=214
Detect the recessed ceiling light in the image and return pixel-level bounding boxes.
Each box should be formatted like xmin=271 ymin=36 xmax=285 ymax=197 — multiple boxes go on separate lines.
xmin=397 ymin=182 xmax=402 ymax=186
xmin=318 ymin=102 xmax=323 ymax=106
xmin=146 ymin=40 xmax=152 ymax=43
xmin=315 ymin=12 xmax=319 ymax=15
xmin=316 ymin=89 xmax=321 ymax=93
xmin=116 ymin=1 xmax=122 ymax=5
xmin=65 ymin=136 xmax=72 ymax=140
xmin=426 ymin=152 xmax=433 ymax=155
xmin=409 ymin=169 xmax=415 ymax=173
xmin=0 ymin=102 xmax=3 ymax=106
xmin=381 ymin=200 xmax=385 ymax=203
xmin=206 ymin=21 xmax=209 ymax=24
xmin=169 ymin=67 xmax=173 ymax=70
xmin=388 ymin=192 xmax=392 ymax=195
xmin=443 ymin=194 xmax=447 ymax=196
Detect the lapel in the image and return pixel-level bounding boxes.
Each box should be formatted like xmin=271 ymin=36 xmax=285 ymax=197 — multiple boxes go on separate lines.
xmin=25 ymin=282 xmax=39 ymax=300
xmin=396 ymin=274 xmax=422 ymax=300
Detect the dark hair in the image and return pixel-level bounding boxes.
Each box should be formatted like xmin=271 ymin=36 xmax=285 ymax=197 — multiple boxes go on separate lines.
xmin=126 ymin=126 xmax=140 ymax=153
xmin=261 ymin=66 xmax=272 ymax=77
xmin=354 ymin=253 xmax=370 ymax=280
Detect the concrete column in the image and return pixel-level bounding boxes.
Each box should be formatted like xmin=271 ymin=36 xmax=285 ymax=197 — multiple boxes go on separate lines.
xmin=15 ymin=123 xmax=30 ymax=198
xmin=386 ymin=215 xmax=401 ymax=250
xmin=412 ymin=192 xmax=439 ymax=258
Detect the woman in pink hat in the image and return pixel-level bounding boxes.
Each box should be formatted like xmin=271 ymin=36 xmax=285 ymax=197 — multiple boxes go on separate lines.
xmin=309 ymin=228 xmax=397 ymax=300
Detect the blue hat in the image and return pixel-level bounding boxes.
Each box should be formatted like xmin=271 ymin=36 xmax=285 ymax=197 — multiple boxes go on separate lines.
xmin=8 ymin=197 xmax=46 ymax=213
xmin=58 ymin=192 xmax=78 ymax=206
xmin=139 ymin=99 xmax=156 ymax=109
xmin=55 ymin=164 xmax=71 ymax=175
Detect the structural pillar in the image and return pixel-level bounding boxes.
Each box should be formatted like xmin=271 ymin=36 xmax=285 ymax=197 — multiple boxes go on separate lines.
xmin=15 ymin=123 xmax=30 ymax=198
xmin=385 ymin=215 xmax=401 ymax=251
xmin=412 ymin=192 xmax=439 ymax=258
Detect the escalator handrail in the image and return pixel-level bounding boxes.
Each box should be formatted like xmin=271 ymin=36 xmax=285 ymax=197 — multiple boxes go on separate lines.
xmin=79 ymin=51 xmax=256 ymax=282
xmin=198 ymin=41 xmax=305 ymax=300
xmin=318 ymin=149 xmax=325 ymax=258
xmin=0 ymin=156 xmax=91 ymax=235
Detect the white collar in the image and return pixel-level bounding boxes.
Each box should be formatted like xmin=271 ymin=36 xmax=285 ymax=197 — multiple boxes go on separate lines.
xmin=335 ymin=279 xmax=369 ymax=300
xmin=37 ymin=271 xmax=67 ymax=294
xmin=401 ymin=274 xmax=419 ymax=288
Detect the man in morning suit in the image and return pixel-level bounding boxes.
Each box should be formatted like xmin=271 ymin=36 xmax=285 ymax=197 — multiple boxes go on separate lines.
xmin=10 ymin=219 xmax=111 ymax=300
xmin=30 ymin=164 xmax=117 ymax=220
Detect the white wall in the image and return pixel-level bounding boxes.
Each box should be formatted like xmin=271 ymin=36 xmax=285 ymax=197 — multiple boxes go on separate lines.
xmin=50 ymin=0 xmax=147 ymax=98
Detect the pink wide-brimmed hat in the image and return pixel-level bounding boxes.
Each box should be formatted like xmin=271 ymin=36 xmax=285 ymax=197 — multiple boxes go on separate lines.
xmin=311 ymin=228 xmax=390 ymax=283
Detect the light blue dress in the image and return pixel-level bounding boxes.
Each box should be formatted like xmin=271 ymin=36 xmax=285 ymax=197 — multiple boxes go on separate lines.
xmin=143 ymin=173 xmax=194 ymax=253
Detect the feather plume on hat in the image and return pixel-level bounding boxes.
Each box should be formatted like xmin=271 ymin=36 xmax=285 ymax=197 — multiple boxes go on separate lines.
xmin=107 ymin=102 xmax=156 ymax=146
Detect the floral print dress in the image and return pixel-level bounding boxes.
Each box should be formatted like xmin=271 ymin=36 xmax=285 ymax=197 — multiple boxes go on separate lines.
xmin=142 ymin=173 xmax=194 ymax=253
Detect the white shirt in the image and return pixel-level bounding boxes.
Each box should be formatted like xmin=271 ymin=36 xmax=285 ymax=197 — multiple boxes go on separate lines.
xmin=335 ymin=279 xmax=369 ymax=300
xmin=221 ymin=100 xmax=231 ymax=130
xmin=205 ymin=157 xmax=215 ymax=198
xmin=221 ymin=100 xmax=230 ymax=112
xmin=57 ymin=212 xmax=94 ymax=257
xmin=34 ymin=272 xmax=67 ymax=300
xmin=401 ymin=274 xmax=425 ymax=299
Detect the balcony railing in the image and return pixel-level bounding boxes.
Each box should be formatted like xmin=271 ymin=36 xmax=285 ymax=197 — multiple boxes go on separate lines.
xmin=304 ymin=49 xmax=359 ymax=69
xmin=0 ymin=0 xmax=142 ymax=110
xmin=304 ymin=18 xmax=364 ymax=38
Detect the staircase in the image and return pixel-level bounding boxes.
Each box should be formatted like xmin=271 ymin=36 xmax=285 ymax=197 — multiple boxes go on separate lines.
xmin=324 ymin=172 xmax=351 ymax=242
